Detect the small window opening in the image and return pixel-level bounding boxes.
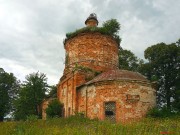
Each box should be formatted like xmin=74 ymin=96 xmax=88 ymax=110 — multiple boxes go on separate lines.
xmin=104 ymin=102 xmax=116 ymax=122
xmin=105 ymin=111 xmax=114 ymax=116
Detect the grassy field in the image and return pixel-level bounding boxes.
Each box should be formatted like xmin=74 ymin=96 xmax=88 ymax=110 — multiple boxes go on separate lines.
xmin=0 ymin=116 xmax=179 ymax=135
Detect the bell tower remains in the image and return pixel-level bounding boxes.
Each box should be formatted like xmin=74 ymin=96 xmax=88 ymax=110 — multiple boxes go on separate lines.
xmin=58 ymin=14 xmax=119 ymax=117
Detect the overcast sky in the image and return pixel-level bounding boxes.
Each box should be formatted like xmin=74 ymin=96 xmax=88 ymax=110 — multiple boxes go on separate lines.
xmin=0 ymin=0 xmax=180 ymax=85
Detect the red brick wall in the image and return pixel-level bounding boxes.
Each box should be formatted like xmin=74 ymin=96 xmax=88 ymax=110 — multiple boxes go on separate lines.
xmin=77 ymin=81 xmax=156 ymax=123
xmin=57 ymin=32 xmax=119 ymax=118
xmin=64 ymin=32 xmax=119 ymax=74
xmin=57 ymin=71 xmax=88 ymax=117
xmin=55 ymin=31 xmax=156 ymax=123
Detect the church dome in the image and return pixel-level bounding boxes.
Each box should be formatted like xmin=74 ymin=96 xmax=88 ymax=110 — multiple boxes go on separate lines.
xmin=86 ymin=69 xmax=149 ymax=85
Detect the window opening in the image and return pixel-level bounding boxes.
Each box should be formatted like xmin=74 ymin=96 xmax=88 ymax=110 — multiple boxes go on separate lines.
xmin=104 ymin=102 xmax=116 ymax=122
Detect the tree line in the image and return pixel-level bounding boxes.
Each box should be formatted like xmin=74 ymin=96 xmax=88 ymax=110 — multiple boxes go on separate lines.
xmin=0 ymin=70 xmax=57 ymax=121
xmin=0 ymin=39 xmax=179 ymax=121
xmin=119 ymin=39 xmax=180 ymax=113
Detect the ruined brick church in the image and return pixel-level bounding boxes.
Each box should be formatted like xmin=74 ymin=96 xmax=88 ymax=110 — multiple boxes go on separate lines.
xmin=42 ymin=14 xmax=156 ymax=123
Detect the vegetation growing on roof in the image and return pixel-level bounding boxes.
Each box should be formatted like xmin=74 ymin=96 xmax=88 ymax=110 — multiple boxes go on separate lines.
xmin=73 ymin=64 xmax=101 ymax=74
xmin=73 ymin=64 xmax=101 ymax=81
xmin=64 ymin=19 xmax=121 ymax=47
xmin=65 ymin=53 xmax=69 ymax=65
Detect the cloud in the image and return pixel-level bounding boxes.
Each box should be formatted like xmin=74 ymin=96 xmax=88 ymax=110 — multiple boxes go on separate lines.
xmin=0 ymin=0 xmax=180 ymax=84
xmin=88 ymin=0 xmax=180 ymax=57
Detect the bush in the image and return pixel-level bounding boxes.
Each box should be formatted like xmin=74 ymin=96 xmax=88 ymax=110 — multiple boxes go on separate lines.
xmin=46 ymin=99 xmax=63 ymax=118
xmin=147 ymin=107 xmax=162 ymax=118
xmin=147 ymin=107 xmax=178 ymax=118
xmin=102 ymin=19 xmax=120 ymax=36
xmin=26 ymin=115 xmax=39 ymax=122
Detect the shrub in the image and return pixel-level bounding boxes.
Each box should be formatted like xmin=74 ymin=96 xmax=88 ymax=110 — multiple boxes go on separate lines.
xmin=147 ymin=107 xmax=178 ymax=118
xmin=46 ymin=99 xmax=63 ymax=118
xmin=102 ymin=19 xmax=120 ymax=36
xmin=26 ymin=115 xmax=39 ymax=122
xmin=147 ymin=107 xmax=162 ymax=118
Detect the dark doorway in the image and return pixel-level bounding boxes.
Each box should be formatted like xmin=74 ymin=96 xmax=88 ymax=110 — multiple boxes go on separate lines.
xmin=68 ymin=107 xmax=71 ymax=116
xmin=104 ymin=102 xmax=116 ymax=122
xmin=62 ymin=108 xmax=65 ymax=117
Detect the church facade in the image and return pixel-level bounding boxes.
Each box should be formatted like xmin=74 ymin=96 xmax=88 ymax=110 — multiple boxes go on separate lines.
xmin=43 ymin=14 xmax=156 ymax=123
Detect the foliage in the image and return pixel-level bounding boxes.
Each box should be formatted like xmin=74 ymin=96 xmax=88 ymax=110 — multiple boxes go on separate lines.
xmin=172 ymin=83 xmax=180 ymax=111
xmin=14 ymin=72 xmax=48 ymax=120
xmin=26 ymin=115 xmax=39 ymax=122
xmin=73 ymin=64 xmax=101 ymax=81
xmin=102 ymin=19 xmax=120 ymax=36
xmin=119 ymin=49 xmax=144 ymax=72
xmin=147 ymin=107 xmax=178 ymax=118
xmin=46 ymin=99 xmax=63 ymax=118
xmin=139 ymin=40 xmax=180 ymax=111
xmin=0 ymin=68 xmax=20 ymax=121
xmin=64 ymin=19 xmax=121 ymax=46
xmin=0 ymin=116 xmax=179 ymax=135
xmin=73 ymin=64 xmax=99 ymax=73
xmin=65 ymin=52 xmax=69 ymax=65
xmin=46 ymin=85 xmax=57 ymax=98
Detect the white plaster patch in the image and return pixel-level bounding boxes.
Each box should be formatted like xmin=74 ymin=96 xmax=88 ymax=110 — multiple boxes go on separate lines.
xmin=118 ymin=85 xmax=123 ymax=88
xmin=125 ymin=113 xmax=133 ymax=118
xmin=96 ymin=104 xmax=100 ymax=108
xmin=63 ymin=87 xmax=67 ymax=96
xmin=140 ymin=86 xmax=148 ymax=90
xmin=80 ymin=86 xmax=87 ymax=97
xmin=93 ymin=107 xmax=98 ymax=114
xmin=125 ymin=105 xmax=132 ymax=108
xmin=87 ymin=85 xmax=96 ymax=98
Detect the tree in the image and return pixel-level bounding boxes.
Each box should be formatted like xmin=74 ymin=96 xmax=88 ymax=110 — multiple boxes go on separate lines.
xmin=102 ymin=19 xmax=121 ymax=45
xmin=140 ymin=41 xmax=180 ymax=110
xmin=46 ymin=85 xmax=57 ymax=98
xmin=0 ymin=68 xmax=20 ymax=121
xmin=46 ymin=99 xmax=63 ymax=118
xmin=14 ymin=72 xmax=48 ymax=120
xmin=119 ymin=49 xmax=144 ymax=72
xmin=102 ymin=19 xmax=120 ymax=36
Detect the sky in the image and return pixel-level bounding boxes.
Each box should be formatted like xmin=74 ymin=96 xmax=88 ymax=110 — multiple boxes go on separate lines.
xmin=0 ymin=0 xmax=180 ymax=85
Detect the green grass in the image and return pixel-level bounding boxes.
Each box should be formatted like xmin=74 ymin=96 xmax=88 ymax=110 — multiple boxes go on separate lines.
xmin=0 ymin=116 xmax=180 ymax=135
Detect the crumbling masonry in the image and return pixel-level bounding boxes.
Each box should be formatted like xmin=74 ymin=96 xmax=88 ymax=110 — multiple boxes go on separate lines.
xmin=42 ymin=14 xmax=156 ymax=123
